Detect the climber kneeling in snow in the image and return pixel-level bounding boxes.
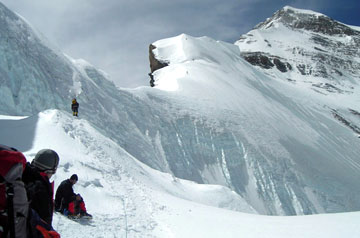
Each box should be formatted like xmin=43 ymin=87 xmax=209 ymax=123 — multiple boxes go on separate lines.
xmin=71 ymin=98 xmax=79 ymax=117
xmin=55 ymin=174 xmax=92 ymax=219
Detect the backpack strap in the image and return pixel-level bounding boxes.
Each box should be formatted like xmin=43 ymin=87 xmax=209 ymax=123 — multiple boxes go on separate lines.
xmin=6 ymin=182 xmax=15 ymax=238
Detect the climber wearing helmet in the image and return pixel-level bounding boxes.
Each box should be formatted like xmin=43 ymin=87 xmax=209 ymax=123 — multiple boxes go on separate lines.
xmin=22 ymin=149 xmax=60 ymax=225
xmin=71 ymin=98 xmax=79 ymax=117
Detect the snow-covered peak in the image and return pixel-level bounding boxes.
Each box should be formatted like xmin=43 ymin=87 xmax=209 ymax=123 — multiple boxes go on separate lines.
xmin=255 ymin=6 xmax=325 ymax=30
xmin=151 ymin=34 xmax=244 ymax=92
xmin=152 ymin=34 xmax=239 ymax=66
xmin=254 ymin=5 xmax=358 ymax=36
xmin=235 ymin=6 xmax=360 ymax=96
xmin=282 ymin=6 xmax=325 ymax=17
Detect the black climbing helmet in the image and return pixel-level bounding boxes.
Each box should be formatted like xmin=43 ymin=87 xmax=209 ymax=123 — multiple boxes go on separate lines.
xmin=31 ymin=149 xmax=59 ymax=173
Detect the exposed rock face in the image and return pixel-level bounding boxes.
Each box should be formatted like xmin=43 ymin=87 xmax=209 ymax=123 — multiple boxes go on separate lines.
xmin=149 ymin=44 xmax=168 ymax=73
xmin=332 ymin=109 xmax=360 ymax=134
xmin=148 ymin=44 xmax=169 ymax=87
xmin=241 ymin=52 xmax=292 ymax=72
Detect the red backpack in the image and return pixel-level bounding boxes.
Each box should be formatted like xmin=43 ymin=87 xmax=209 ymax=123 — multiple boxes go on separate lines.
xmin=0 ymin=145 xmax=28 ymax=238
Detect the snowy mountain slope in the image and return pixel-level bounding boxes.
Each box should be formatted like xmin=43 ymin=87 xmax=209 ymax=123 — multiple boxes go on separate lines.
xmin=0 ymin=110 xmax=255 ymax=237
xmin=147 ymin=33 xmax=360 ymax=215
xmin=235 ymin=6 xmax=360 ymax=93
xmin=1 ymin=111 xmax=360 ymax=238
xmin=0 ymin=2 xmax=164 ymax=168
xmin=1 ymin=0 xmax=360 ymax=217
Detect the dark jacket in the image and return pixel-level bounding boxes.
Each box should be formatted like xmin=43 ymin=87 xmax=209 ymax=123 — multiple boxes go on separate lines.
xmin=54 ymin=179 xmax=76 ymax=212
xmin=71 ymin=101 xmax=79 ymax=111
xmin=22 ymin=163 xmax=54 ymax=225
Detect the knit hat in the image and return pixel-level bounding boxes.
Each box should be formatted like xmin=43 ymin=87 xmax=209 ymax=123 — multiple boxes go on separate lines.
xmin=31 ymin=149 xmax=59 ymax=173
xmin=70 ymin=174 xmax=78 ymax=181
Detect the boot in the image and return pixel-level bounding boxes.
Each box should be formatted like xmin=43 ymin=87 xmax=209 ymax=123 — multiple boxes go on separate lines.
xmin=80 ymin=211 xmax=92 ymax=219
xmin=68 ymin=213 xmax=81 ymax=220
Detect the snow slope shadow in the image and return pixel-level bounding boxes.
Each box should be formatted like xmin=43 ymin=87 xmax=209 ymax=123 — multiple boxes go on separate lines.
xmin=0 ymin=114 xmax=38 ymax=151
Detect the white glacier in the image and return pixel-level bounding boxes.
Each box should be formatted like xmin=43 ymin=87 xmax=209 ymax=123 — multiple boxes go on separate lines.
xmin=1 ymin=2 xmax=360 ymax=236
xmin=1 ymin=110 xmax=359 ymax=237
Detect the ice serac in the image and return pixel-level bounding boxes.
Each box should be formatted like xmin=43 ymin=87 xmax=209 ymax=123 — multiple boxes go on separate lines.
xmin=0 ymin=2 xmax=71 ymax=115
xmin=0 ymin=2 xmax=161 ymax=170
xmin=1 ymin=1 xmax=360 ymax=216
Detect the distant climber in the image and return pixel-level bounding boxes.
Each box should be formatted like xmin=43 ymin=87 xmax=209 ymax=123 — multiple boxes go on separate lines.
xmin=55 ymin=174 xmax=92 ymax=219
xmin=71 ymin=98 xmax=79 ymax=116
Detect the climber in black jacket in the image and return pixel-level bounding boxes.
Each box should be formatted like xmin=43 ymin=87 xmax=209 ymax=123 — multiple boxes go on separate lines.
xmin=55 ymin=174 xmax=78 ymax=213
xmin=23 ymin=149 xmax=60 ymax=226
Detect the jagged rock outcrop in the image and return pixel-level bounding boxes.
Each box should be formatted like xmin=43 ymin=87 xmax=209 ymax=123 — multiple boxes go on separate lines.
xmin=148 ymin=44 xmax=168 ymax=87
xmin=149 ymin=44 xmax=168 ymax=73
xmin=332 ymin=109 xmax=360 ymax=134
xmin=241 ymin=52 xmax=292 ymax=72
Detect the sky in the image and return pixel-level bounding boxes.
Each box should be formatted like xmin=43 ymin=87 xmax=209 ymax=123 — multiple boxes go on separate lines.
xmin=1 ymin=0 xmax=359 ymax=88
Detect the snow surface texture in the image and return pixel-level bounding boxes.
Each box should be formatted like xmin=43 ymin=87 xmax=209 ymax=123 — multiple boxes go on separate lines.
xmin=1 ymin=2 xmax=360 ymax=235
xmin=0 ymin=111 xmax=255 ymax=237
xmin=1 ymin=111 xmax=360 ymax=237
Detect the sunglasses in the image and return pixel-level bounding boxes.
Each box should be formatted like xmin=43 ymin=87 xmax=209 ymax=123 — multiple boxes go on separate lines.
xmin=44 ymin=168 xmax=57 ymax=175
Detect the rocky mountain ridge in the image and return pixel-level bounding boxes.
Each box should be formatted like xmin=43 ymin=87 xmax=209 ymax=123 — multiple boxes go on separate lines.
xmin=256 ymin=6 xmax=359 ymax=36
xmin=235 ymin=6 xmax=360 ymax=95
